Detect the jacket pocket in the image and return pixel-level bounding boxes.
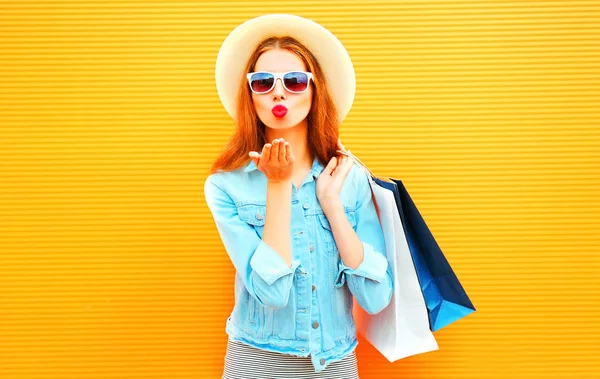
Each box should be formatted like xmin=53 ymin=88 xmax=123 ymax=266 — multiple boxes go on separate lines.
xmin=237 ymin=203 xmax=267 ymax=238
xmin=247 ymin=296 xmax=258 ymax=325
xmin=317 ymin=208 xmax=357 ymax=255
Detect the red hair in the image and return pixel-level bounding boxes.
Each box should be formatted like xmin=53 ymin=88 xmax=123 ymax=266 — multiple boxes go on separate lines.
xmin=210 ymin=36 xmax=341 ymax=174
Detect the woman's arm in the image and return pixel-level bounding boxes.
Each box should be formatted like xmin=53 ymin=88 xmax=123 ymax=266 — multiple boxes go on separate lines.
xmin=263 ymin=180 xmax=293 ymax=267
xmin=203 ymin=139 xmax=302 ymax=310
xmin=204 ymin=174 xmax=301 ymax=310
xmin=324 ymin=201 xmax=364 ymax=269
xmin=319 ymin=160 xmax=393 ymax=316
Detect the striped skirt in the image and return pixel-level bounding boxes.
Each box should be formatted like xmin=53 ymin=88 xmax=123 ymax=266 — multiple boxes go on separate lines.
xmin=222 ymin=339 xmax=359 ymax=379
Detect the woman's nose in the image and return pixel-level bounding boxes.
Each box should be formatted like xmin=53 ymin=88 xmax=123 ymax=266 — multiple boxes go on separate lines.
xmin=272 ymin=78 xmax=286 ymax=98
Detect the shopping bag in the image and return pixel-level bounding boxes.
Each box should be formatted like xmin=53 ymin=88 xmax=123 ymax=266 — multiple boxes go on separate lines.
xmin=337 ymin=150 xmax=438 ymax=361
xmin=390 ymin=178 xmax=476 ymax=331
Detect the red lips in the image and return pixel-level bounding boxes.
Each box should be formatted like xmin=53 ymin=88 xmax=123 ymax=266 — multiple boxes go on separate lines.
xmin=272 ymin=105 xmax=288 ymax=118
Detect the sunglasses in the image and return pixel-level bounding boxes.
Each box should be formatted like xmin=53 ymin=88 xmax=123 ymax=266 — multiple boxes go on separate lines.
xmin=246 ymin=71 xmax=314 ymax=94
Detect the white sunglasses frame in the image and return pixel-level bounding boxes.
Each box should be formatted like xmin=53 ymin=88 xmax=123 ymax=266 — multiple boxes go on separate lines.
xmin=246 ymin=71 xmax=314 ymax=94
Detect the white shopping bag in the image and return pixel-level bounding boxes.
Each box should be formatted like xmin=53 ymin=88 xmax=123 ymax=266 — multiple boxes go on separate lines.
xmin=351 ymin=165 xmax=439 ymax=361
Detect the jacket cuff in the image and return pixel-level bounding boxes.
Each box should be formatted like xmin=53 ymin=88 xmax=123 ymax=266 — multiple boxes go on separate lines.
xmin=334 ymin=241 xmax=388 ymax=288
xmin=250 ymin=240 xmax=301 ymax=286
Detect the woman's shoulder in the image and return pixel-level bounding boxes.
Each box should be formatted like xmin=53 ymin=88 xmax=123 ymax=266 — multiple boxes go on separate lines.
xmin=205 ymin=166 xmax=266 ymax=205
xmin=348 ymin=160 xmax=371 ymax=188
xmin=205 ymin=164 xmax=251 ymax=186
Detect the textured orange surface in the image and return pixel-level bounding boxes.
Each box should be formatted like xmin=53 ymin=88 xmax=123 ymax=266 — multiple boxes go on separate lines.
xmin=1 ymin=1 xmax=599 ymax=378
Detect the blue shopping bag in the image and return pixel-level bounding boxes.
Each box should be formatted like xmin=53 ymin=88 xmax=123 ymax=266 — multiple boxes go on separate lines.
xmin=388 ymin=178 xmax=476 ymax=331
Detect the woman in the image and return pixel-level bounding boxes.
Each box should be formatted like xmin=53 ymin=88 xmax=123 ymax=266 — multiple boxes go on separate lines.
xmin=204 ymin=14 xmax=394 ymax=378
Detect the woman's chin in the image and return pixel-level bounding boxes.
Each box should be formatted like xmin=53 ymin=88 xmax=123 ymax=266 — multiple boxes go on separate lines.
xmin=265 ymin=117 xmax=296 ymax=129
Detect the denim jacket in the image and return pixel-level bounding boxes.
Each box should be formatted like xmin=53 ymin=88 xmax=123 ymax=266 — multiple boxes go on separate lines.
xmin=204 ymin=156 xmax=394 ymax=373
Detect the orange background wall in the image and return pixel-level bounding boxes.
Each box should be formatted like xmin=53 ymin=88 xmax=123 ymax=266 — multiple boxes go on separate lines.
xmin=1 ymin=1 xmax=599 ymax=378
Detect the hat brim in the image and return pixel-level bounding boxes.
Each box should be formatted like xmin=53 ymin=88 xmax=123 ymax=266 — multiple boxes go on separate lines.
xmin=215 ymin=14 xmax=355 ymax=123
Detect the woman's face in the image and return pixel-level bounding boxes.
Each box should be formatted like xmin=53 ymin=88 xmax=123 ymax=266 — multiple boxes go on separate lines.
xmin=251 ymin=49 xmax=313 ymax=130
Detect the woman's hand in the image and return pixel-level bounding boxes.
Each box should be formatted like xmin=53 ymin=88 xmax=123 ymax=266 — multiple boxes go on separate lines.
xmin=248 ymin=138 xmax=295 ymax=183
xmin=316 ymin=153 xmax=354 ymax=215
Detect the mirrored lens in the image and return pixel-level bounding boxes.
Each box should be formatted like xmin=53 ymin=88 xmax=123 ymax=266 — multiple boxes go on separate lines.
xmin=283 ymin=72 xmax=309 ymax=92
xmin=250 ymin=73 xmax=274 ymax=93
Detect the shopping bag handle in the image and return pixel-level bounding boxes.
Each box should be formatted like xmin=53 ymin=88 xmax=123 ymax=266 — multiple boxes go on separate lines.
xmin=336 ymin=149 xmax=377 ymax=180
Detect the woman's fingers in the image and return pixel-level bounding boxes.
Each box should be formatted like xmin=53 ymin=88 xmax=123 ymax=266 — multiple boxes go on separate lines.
xmin=333 ymin=155 xmax=344 ymax=173
xmin=322 ymin=156 xmax=337 ymax=176
xmin=278 ymin=139 xmax=286 ymax=162
xmin=260 ymin=138 xmax=293 ymax=163
xmin=286 ymin=142 xmax=296 ymax=164
xmin=248 ymin=151 xmax=260 ymax=164
xmin=262 ymin=143 xmax=272 ymax=163
xmin=252 ymin=138 xmax=295 ymax=182
xmin=271 ymin=139 xmax=281 ymax=162
xmin=332 ymin=156 xmax=350 ymax=177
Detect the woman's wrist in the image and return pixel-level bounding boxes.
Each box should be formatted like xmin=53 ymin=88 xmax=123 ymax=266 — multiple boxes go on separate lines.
xmin=267 ymin=178 xmax=292 ymax=188
xmin=267 ymin=179 xmax=292 ymax=201
xmin=320 ymin=197 xmax=343 ymax=217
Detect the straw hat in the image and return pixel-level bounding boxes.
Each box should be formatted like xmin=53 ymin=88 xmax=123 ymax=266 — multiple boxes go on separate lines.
xmin=215 ymin=14 xmax=356 ymax=123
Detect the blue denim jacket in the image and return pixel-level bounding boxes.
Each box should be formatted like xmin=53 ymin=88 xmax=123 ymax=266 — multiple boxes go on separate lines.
xmin=204 ymin=156 xmax=394 ymax=373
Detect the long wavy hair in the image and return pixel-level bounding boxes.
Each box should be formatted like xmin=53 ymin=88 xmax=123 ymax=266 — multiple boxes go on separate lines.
xmin=210 ymin=36 xmax=341 ymax=174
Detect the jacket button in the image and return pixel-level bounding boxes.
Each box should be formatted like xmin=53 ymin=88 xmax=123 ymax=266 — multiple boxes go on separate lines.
xmin=303 ymin=203 xmax=310 ymax=210
xmin=312 ymin=321 xmax=319 ymax=329
xmin=255 ymin=212 xmax=263 ymax=220
xmin=309 ymin=244 xmax=314 ymax=252
xmin=320 ymin=358 xmax=325 ymax=365
xmin=312 ymin=285 xmax=316 ymax=291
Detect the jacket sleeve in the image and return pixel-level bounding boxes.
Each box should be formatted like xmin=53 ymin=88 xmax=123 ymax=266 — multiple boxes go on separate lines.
xmin=204 ymin=174 xmax=301 ymax=310
xmin=334 ymin=166 xmax=394 ymax=315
